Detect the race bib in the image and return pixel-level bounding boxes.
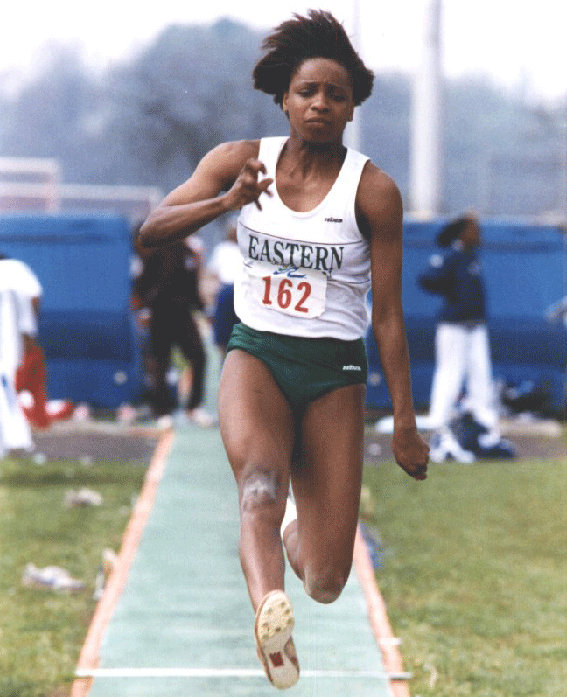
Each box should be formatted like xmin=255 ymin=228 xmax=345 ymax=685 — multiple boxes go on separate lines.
xmin=245 ymin=261 xmax=327 ymax=318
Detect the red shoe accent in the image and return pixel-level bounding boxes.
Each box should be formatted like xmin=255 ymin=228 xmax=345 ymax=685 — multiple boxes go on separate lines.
xmin=269 ymin=652 xmax=284 ymax=667
xmin=254 ymin=590 xmax=299 ymax=689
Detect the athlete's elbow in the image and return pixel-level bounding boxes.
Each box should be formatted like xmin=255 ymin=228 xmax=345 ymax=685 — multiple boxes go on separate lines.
xmin=136 ymin=213 xmax=172 ymax=250
xmin=135 ymin=216 xmax=158 ymax=248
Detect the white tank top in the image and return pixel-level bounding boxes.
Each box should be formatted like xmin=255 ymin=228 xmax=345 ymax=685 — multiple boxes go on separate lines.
xmin=234 ymin=136 xmax=371 ymax=340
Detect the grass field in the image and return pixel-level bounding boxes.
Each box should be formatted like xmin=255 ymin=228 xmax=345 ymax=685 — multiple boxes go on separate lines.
xmin=0 ymin=452 xmax=147 ymax=697
xmin=362 ymin=430 xmax=567 ymax=697
xmin=1 ymin=423 xmax=566 ymax=697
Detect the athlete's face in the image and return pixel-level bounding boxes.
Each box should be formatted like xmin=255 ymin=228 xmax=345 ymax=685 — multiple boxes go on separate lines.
xmin=282 ymin=58 xmax=354 ymax=143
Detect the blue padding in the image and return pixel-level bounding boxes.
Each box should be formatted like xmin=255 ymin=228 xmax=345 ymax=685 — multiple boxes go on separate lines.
xmin=0 ymin=214 xmax=131 ymax=311
xmin=491 ymin=320 xmax=567 ymax=365
xmin=39 ymin=311 xmax=135 ymax=360
xmin=0 ymin=214 xmax=143 ymax=407
xmin=46 ymin=359 xmax=144 ymax=409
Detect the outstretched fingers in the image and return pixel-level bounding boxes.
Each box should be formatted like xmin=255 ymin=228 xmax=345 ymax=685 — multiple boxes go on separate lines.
xmin=230 ymin=158 xmax=273 ymax=210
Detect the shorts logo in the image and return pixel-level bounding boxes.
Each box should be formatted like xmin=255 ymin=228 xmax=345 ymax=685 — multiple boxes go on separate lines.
xmin=342 ymin=365 xmax=361 ymax=371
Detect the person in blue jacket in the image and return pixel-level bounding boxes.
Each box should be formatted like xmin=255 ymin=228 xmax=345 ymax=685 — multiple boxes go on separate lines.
xmin=418 ymin=213 xmax=502 ymax=462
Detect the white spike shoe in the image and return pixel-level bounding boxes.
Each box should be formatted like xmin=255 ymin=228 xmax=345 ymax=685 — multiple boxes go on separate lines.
xmin=255 ymin=590 xmax=299 ymax=689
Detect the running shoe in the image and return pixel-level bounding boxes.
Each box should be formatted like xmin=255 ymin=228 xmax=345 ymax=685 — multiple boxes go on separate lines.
xmin=156 ymin=414 xmax=174 ymax=430
xmin=255 ymin=590 xmax=299 ymax=690
xmin=429 ymin=430 xmax=475 ymax=464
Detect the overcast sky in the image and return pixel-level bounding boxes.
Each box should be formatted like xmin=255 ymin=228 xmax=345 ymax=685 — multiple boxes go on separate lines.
xmin=2 ymin=0 xmax=566 ymax=102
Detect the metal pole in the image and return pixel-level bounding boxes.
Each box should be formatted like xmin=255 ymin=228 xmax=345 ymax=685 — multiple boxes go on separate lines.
xmin=410 ymin=0 xmax=444 ymax=216
xmin=344 ymin=0 xmax=362 ymax=151
xmin=560 ymin=108 xmax=567 ymax=224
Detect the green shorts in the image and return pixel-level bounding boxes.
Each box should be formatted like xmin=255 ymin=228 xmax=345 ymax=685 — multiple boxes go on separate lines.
xmin=227 ymin=323 xmax=368 ymax=413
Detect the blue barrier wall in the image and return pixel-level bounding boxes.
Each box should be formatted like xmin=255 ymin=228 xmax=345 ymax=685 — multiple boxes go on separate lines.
xmin=366 ymin=220 xmax=567 ymax=414
xmin=0 ymin=214 xmax=143 ymax=408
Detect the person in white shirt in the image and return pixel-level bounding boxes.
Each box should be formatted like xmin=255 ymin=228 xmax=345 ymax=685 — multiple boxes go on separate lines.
xmin=0 ymin=255 xmax=41 ymax=456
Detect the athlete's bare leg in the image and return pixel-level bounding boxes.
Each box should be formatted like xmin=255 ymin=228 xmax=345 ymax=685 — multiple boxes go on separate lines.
xmin=283 ymin=384 xmax=365 ymax=603
xmin=219 ymin=350 xmax=295 ymax=611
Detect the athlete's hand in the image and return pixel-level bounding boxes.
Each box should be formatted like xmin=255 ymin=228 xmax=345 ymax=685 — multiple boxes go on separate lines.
xmin=392 ymin=426 xmax=429 ymax=480
xmin=226 ymin=158 xmax=273 ymax=211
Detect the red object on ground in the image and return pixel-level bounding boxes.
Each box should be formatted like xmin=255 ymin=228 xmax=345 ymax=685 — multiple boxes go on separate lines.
xmin=16 ymin=345 xmax=73 ymax=427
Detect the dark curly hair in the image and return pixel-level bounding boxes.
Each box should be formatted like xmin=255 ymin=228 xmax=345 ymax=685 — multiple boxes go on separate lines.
xmin=253 ymin=10 xmax=374 ymax=108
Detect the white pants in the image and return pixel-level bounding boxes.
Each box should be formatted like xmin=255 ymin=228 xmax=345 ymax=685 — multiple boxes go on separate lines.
xmin=428 ymin=322 xmax=498 ymax=433
xmin=0 ymin=368 xmax=33 ymax=456
xmin=0 ymin=288 xmax=35 ymax=456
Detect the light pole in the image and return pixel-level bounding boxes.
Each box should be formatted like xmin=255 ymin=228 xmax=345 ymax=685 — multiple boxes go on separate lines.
xmin=410 ymin=0 xmax=444 ymax=217
xmin=344 ymin=0 xmax=361 ymax=151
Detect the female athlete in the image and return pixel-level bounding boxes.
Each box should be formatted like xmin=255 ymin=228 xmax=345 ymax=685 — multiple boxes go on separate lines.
xmin=138 ymin=10 xmax=429 ymax=689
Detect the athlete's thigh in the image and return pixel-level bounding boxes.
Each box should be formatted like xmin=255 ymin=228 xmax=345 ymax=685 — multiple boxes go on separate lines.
xmin=218 ymin=350 xmax=295 ymax=491
xmin=292 ymin=384 xmax=366 ymax=560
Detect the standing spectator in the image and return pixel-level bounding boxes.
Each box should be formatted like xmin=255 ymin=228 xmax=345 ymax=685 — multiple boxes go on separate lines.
xmin=418 ymin=213 xmax=503 ymax=462
xmin=0 ymin=254 xmax=73 ymax=451
xmin=207 ymin=217 xmax=241 ymax=360
xmin=0 ymin=254 xmax=40 ymax=456
xmin=133 ymin=236 xmax=215 ymax=427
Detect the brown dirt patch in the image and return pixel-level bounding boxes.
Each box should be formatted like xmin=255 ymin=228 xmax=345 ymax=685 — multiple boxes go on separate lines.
xmin=30 ymin=423 xmax=159 ymax=464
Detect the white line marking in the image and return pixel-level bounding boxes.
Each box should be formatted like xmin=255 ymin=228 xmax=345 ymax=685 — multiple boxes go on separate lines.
xmin=75 ymin=667 xmax=409 ymax=679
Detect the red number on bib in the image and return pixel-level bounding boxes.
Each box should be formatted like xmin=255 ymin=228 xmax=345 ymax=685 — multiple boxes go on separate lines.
xmin=261 ymin=275 xmax=312 ymax=313
xmin=295 ymin=281 xmax=311 ymax=313
xmin=277 ymin=278 xmax=293 ymax=309
xmin=262 ymin=276 xmax=272 ymax=305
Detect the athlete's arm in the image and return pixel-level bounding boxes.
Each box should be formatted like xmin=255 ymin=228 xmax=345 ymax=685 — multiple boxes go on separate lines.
xmin=137 ymin=140 xmax=273 ymax=249
xmin=357 ymin=163 xmax=429 ymax=480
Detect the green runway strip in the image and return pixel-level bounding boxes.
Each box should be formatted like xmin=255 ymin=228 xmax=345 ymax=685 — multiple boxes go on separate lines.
xmin=85 ymin=398 xmax=395 ymax=695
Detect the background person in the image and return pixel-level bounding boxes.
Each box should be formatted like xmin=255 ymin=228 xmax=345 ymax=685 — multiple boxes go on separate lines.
xmin=0 ymin=254 xmax=74 ymax=440
xmin=417 ymin=213 xmax=508 ymax=461
xmin=206 ymin=216 xmax=241 ymax=361
xmin=137 ymin=10 xmax=428 ymax=690
xmin=133 ymin=235 xmax=215 ymax=428
xmin=0 ymin=254 xmax=40 ymax=456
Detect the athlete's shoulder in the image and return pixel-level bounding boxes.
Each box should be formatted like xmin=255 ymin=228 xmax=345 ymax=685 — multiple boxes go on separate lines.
xmin=356 ymin=161 xmax=402 ymax=226
xmin=194 ymin=140 xmax=260 ymax=188
xmin=207 ymin=140 xmax=260 ymax=168
xmin=358 ymin=161 xmax=400 ymax=200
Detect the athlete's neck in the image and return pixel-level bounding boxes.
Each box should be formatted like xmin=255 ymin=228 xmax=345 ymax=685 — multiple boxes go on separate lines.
xmin=280 ymin=136 xmax=346 ymax=177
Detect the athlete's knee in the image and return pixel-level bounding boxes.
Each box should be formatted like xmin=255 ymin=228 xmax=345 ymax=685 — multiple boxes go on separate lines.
xmin=239 ymin=468 xmax=280 ymax=514
xmin=303 ymin=565 xmax=348 ymax=604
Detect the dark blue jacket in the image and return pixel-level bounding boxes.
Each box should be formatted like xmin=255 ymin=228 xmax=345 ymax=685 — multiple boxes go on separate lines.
xmin=417 ymin=245 xmax=487 ymax=323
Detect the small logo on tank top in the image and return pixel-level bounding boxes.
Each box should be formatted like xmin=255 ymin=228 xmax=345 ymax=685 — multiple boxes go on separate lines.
xmin=342 ymin=365 xmax=361 ymax=371
xmin=325 ymin=217 xmax=343 ymax=223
